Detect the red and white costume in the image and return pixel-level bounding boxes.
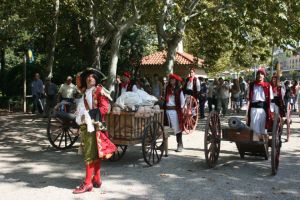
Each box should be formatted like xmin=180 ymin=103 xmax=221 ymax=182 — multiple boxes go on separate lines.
xmin=247 ymin=81 xmax=273 ymax=135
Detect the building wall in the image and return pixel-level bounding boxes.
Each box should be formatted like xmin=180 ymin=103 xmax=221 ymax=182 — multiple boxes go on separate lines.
xmin=278 ymin=55 xmax=300 ymax=71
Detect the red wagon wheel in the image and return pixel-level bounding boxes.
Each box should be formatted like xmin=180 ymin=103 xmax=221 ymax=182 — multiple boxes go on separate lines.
xmin=271 ymin=112 xmax=282 ymax=175
xmin=183 ymin=96 xmax=199 ymax=134
xmin=204 ymin=111 xmax=221 ymax=168
xmin=285 ymin=103 xmax=292 ymax=142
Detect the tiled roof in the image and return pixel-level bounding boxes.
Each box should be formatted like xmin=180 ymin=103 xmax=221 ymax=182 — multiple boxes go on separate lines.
xmin=141 ymin=51 xmax=204 ymax=66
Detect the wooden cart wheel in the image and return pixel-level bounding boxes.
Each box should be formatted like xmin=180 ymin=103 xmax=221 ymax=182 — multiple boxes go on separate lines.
xmin=47 ymin=114 xmax=79 ymax=150
xmin=109 ymin=145 xmax=128 ymax=162
xmin=142 ymin=121 xmax=165 ymax=166
xmin=285 ymin=103 xmax=292 ymax=142
xmin=183 ymin=96 xmax=199 ymax=134
xmin=271 ymin=112 xmax=282 ymax=175
xmin=204 ymin=111 xmax=221 ymax=168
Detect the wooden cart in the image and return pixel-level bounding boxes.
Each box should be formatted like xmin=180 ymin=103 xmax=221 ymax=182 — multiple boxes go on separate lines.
xmin=105 ymin=110 xmax=168 ymax=166
xmin=47 ymin=109 xmax=168 ymax=166
xmin=204 ymin=111 xmax=282 ymax=175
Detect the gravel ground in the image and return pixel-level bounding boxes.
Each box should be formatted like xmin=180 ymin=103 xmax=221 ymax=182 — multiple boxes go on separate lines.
xmin=0 ymin=110 xmax=300 ymax=200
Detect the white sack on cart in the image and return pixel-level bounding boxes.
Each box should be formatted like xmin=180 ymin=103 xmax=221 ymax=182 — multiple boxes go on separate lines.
xmin=136 ymin=89 xmax=158 ymax=106
xmin=115 ymin=92 xmax=142 ymax=109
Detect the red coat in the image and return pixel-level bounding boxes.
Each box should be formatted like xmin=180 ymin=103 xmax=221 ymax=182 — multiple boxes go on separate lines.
xmin=247 ymin=82 xmax=272 ymax=129
xmin=92 ymin=85 xmax=110 ymax=121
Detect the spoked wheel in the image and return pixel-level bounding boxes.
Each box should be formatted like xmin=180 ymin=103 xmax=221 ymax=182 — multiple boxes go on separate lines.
xmin=285 ymin=103 xmax=292 ymax=142
xmin=271 ymin=112 xmax=282 ymax=175
xmin=183 ymin=96 xmax=199 ymax=134
xmin=204 ymin=111 xmax=221 ymax=168
xmin=47 ymin=114 xmax=79 ymax=150
xmin=142 ymin=121 xmax=165 ymax=166
xmin=109 ymin=145 xmax=128 ymax=162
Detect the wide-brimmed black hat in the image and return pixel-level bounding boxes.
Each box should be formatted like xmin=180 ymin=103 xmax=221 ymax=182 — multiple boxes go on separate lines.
xmin=79 ymin=68 xmax=106 ymax=88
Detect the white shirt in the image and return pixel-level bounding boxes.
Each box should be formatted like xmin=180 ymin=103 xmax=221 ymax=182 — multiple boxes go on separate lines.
xmin=85 ymin=86 xmax=95 ymax=109
xmin=166 ymin=91 xmax=185 ymax=108
xmin=186 ymin=77 xmax=200 ymax=92
xmin=252 ymin=85 xmax=274 ymax=102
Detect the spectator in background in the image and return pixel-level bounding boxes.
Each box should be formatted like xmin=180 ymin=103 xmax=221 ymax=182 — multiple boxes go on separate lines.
xmin=43 ymin=77 xmax=57 ymax=117
xmin=217 ymin=77 xmax=230 ymax=116
xmin=198 ymin=77 xmax=207 ymax=119
xmin=207 ymin=79 xmax=218 ymax=112
xmin=151 ymin=74 xmax=163 ymax=100
xmin=284 ymin=80 xmax=292 ymax=112
xmin=31 ymin=72 xmax=44 ymax=114
xmin=230 ymin=79 xmax=241 ymax=113
xmin=296 ymin=83 xmax=300 ymax=116
xmin=57 ymin=76 xmax=77 ymax=102
xmin=57 ymin=76 xmax=77 ymax=112
xmin=291 ymin=80 xmax=297 ymax=112
xmin=239 ymin=77 xmax=247 ymax=108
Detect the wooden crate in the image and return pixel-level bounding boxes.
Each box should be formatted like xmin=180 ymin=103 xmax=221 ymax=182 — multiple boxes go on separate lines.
xmin=105 ymin=110 xmax=164 ymax=141
xmin=222 ymin=128 xmax=253 ymax=142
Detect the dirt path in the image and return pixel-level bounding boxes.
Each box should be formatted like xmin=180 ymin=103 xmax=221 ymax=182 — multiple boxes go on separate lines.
xmin=0 ymin=111 xmax=299 ymax=200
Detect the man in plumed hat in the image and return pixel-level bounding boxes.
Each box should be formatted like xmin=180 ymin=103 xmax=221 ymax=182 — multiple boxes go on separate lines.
xmin=247 ymin=68 xmax=274 ymax=141
xmin=164 ymin=73 xmax=185 ymax=152
xmin=73 ymin=68 xmax=112 ymax=194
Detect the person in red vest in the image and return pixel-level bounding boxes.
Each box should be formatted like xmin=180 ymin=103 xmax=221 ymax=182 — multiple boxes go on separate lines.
xmin=183 ymin=67 xmax=200 ymax=99
xmin=270 ymin=74 xmax=286 ymax=118
xmin=119 ymin=71 xmax=138 ymax=95
xmin=164 ymin=73 xmax=185 ymax=152
xmin=247 ymin=68 xmax=274 ymax=141
xmin=73 ymin=68 xmax=113 ymax=194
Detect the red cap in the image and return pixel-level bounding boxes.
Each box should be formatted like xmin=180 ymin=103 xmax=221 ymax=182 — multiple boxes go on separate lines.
xmin=169 ymin=73 xmax=183 ymax=82
xmin=257 ymin=68 xmax=266 ymax=76
xmin=123 ymin=71 xmax=131 ymax=78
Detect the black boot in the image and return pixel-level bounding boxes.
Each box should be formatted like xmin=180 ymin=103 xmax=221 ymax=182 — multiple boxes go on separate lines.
xmin=176 ymin=132 xmax=183 ymax=152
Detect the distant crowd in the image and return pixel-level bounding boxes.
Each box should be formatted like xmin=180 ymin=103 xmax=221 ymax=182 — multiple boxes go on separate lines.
xmin=30 ymin=69 xmax=300 ymax=118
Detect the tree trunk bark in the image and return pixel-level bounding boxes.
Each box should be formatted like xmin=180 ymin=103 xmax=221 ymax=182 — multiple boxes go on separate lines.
xmin=46 ymin=0 xmax=59 ymax=78
xmin=165 ymin=36 xmax=183 ymax=75
xmin=0 ymin=47 xmax=5 ymax=95
xmin=93 ymin=41 xmax=101 ymax=69
xmin=107 ymin=32 xmax=122 ymax=93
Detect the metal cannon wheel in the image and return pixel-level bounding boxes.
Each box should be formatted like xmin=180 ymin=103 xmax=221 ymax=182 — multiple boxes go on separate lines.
xmin=142 ymin=121 xmax=165 ymax=166
xmin=47 ymin=113 xmax=79 ymax=150
xmin=271 ymin=112 xmax=282 ymax=175
xmin=183 ymin=96 xmax=199 ymax=134
xmin=204 ymin=111 xmax=221 ymax=168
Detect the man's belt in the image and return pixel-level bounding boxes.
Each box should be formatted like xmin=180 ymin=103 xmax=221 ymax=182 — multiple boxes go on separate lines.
xmin=251 ymin=101 xmax=266 ymax=108
xmin=271 ymin=96 xmax=279 ymax=103
xmin=185 ymin=89 xmax=193 ymax=95
xmin=166 ymin=106 xmax=176 ymax=110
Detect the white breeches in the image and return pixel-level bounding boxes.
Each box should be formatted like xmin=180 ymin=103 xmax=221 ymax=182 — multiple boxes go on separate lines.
xmin=166 ymin=110 xmax=181 ymax=134
xmin=250 ymin=108 xmax=266 ymax=135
